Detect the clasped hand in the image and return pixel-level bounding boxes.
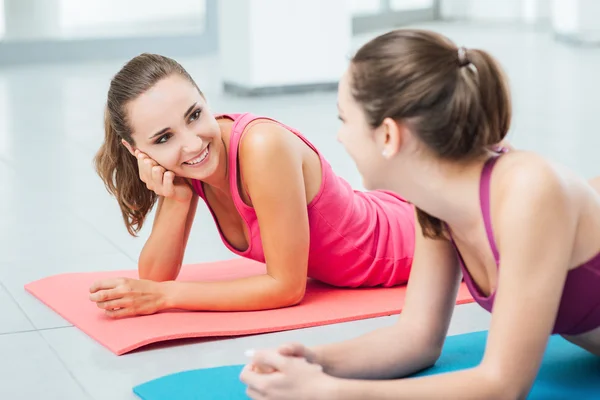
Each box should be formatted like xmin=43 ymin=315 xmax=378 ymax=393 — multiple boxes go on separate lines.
xmin=240 ymin=343 xmax=337 ymax=400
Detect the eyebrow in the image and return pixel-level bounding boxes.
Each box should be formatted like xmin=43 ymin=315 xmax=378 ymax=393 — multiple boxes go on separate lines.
xmin=148 ymin=102 xmax=198 ymax=140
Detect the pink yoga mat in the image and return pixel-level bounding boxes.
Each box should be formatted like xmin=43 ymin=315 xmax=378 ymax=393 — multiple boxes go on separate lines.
xmin=25 ymin=258 xmax=474 ymax=355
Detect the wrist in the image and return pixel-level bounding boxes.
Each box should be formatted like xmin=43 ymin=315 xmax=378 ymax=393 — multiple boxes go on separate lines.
xmin=311 ymin=346 xmax=329 ymax=373
xmin=321 ymin=376 xmax=343 ymax=400
xmin=163 ymin=194 xmax=193 ymax=208
xmin=159 ymin=281 xmax=178 ymax=310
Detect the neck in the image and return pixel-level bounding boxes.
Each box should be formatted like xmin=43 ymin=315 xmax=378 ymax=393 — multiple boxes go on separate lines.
xmin=386 ymin=155 xmax=489 ymax=233
xmin=201 ymin=120 xmax=232 ymax=196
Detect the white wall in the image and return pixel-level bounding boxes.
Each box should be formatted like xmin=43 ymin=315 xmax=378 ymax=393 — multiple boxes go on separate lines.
xmin=0 ymin=0 xmax=4 ymax=38
xmin=440 ymin=0 xmax=600 ymax=43
xmin=552 ymin=0 xmax=600 ymax=42
xmin=441 ymin=0 xmax=550 ymax=23
xmin=3 ymin=0 xmax=61 ymax=40
xmin=59 ymin=0 xmax=205 ymax=28
xmin=219 ymin=0 xmax=352 ymax=89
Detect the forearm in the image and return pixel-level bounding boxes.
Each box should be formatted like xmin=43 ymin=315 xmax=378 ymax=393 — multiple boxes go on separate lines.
xmin=330 ymin=367 xmax=512 ymax=400
xmin=139 ymin=196 xmax=197 ymax=281
xmin=313 ymin=323 xmax=441 ymax=380
xmin=162 ymin=273 xmax=305 ymax=311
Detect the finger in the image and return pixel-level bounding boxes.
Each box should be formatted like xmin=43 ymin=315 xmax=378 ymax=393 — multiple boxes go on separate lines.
xmin=278 ymin=342 xmax=304 ymax=357
xmin=240 ymin=365 xmax=267 ymax=390
xmin=240 ymin=367 xmax=280 ymax=398
xmin=136 ymin=152 xmax=147 ymax=166
xmin=141 ymin=159 xmax=159 ymax=189
xmin=140 ymin=158 xmax=155 ymax=178
xmin=252 ymin=349 xmax=288 ymax=371
xmin=95 ymin=298 xmax=131 ymax=310
xmin=89 ymin=278 xmax=123 ymax=293
xmin=136 ymin=155 xmax=151 ymax=182
xmin=163 ymin=171 xmax=175 ymax=197
xmin=245 ymin=350 xmax=279 ymax=373
xmin=89 ymin=287 xmax=126 ymax=302
xmin=104 ymin=307 xmax=137 ymax=319
xmin=151 ymin=165 xmax=166 ymax=190
xmin=251 ymin=363 xmax=276 ymax=374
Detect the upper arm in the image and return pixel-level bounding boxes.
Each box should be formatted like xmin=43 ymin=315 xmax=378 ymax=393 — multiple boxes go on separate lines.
xmin=479 ymin=158 xmax=576 ymax=395
xmin=395 ymin=208 xmax=462 ymax=351
xmin=239 ymin=123 xmax=310 ymax=302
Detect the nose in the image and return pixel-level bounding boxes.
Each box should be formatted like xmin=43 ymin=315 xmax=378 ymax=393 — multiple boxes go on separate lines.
xmin=182 ymin=128 xmax=204 ymax=153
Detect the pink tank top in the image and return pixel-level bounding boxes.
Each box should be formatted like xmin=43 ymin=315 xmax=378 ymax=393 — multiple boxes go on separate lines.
xmin=191 ymin=113 xmax=415 ymax=288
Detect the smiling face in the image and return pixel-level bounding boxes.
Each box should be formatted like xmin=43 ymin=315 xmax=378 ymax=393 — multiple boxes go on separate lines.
xmin=124 ymin=74 xmax=223 ymax=180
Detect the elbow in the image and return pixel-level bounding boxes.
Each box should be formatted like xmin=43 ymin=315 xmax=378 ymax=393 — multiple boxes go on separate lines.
xmin=274 ymin=284 xmax=306 ymax=308
xmin=411 ymin=330 xmax=445 ymax=369
xmin=426 ymin=346 xmax=443 ymax=368
xmin=138 ymin=262 xmax=180 ymax=282
xmin=475 ymin=366 xmax=530 ymax=400
xmin=418 ymin=342 xmax=443 ymax=370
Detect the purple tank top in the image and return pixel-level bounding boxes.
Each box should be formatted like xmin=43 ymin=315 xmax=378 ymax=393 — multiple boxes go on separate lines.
xmin=454 ymin=150 xmax=600 ymax=335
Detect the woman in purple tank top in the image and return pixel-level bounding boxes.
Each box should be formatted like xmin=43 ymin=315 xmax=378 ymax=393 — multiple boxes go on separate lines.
xmin=242 ymin=29 xmax=600 ymax=399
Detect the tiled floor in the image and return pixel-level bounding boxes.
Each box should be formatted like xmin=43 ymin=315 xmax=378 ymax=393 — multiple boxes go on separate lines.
xmin=1 ymin=21 xmax=599 ymax=399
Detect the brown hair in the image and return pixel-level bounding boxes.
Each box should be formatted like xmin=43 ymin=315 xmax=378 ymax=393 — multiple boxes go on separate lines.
xmin=349 ymin=29 xmax=512 ymax=239
xmin=94 ymin=53 xmax=201 ymax=236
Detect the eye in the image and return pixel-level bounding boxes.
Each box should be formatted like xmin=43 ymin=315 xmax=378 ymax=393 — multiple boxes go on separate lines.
xmin=155 ymin=133 xmax=172 ymax=144
xmin=189 ymin=108 xmax=201 ymax=122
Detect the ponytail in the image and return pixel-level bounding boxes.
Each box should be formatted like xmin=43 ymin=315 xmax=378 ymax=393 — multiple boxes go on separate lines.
xmin=466 ymin=48 xmax=512 ymax=149
xmin=350 ymin=29 xmax=512 ymax=239
xmin=94 ymin=107 xmax=157 ymax=236
xmin=415 ymin=208 xmax=446 ymax=239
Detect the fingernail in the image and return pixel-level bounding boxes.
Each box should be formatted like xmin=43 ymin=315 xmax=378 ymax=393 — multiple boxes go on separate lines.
xmin=244 ymin=349 xmax=255 ymax=358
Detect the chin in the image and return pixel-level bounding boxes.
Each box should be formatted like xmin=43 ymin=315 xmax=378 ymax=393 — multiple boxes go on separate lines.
xmin=183 ymin=163 xmax=217 ymax=181
xmin=361 ymin=176 xmax=377 ymax=191
xmin=362 ymin=175 xmax=394 ymax=192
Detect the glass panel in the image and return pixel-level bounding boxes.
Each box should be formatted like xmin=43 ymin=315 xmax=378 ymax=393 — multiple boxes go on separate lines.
xmin=0 ymin=1 xmax=4 ymax=39
xmin=348 ymin=0 xmax=383 ymax=15
xmin=390 ymin=0 xmax=434 ymax=10
xmin=58 ymin=0 xmax=206 ymax=39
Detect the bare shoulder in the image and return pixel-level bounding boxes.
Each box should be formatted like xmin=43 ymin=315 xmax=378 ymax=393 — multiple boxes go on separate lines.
xmin=493 ymin=150 xmax=574 ymax=206
xmin=491 ymin=150 xmax=580 ymax=250
xmin=235 ymin=120 xmax=305 ymax=202
xmin=238 ymin=119 xmax=301 ymax=164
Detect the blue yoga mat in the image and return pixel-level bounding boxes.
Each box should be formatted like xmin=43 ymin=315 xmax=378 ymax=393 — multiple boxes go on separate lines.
xmin=133 ymin=330 xmax=600 ymax=399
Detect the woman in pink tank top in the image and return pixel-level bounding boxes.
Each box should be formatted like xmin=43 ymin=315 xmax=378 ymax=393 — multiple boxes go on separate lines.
xmin=242 ymin=30 xmax=600 ymax=399
xmin=89 ymin=53 xmax=416 ymax=317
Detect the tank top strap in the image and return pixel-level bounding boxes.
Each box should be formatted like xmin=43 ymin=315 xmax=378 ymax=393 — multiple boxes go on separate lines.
xmin=216 ymin=113 xmax=242 ymax=120
xmin=479 ymin=147 xmax=509 ymax=263
xmin=226 ymin=112 xmax=277 ymax=210
xmin=226 ymin=112 xmax=328 ymax=211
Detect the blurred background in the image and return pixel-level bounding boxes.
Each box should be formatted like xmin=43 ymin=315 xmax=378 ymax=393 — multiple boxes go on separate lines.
xmin=0 ymin=1 xmax=599 ymax=399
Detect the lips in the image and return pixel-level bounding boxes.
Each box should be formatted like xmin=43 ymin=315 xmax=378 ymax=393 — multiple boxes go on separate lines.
xmin=183 ymin=144 xmax=209 ymax=166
